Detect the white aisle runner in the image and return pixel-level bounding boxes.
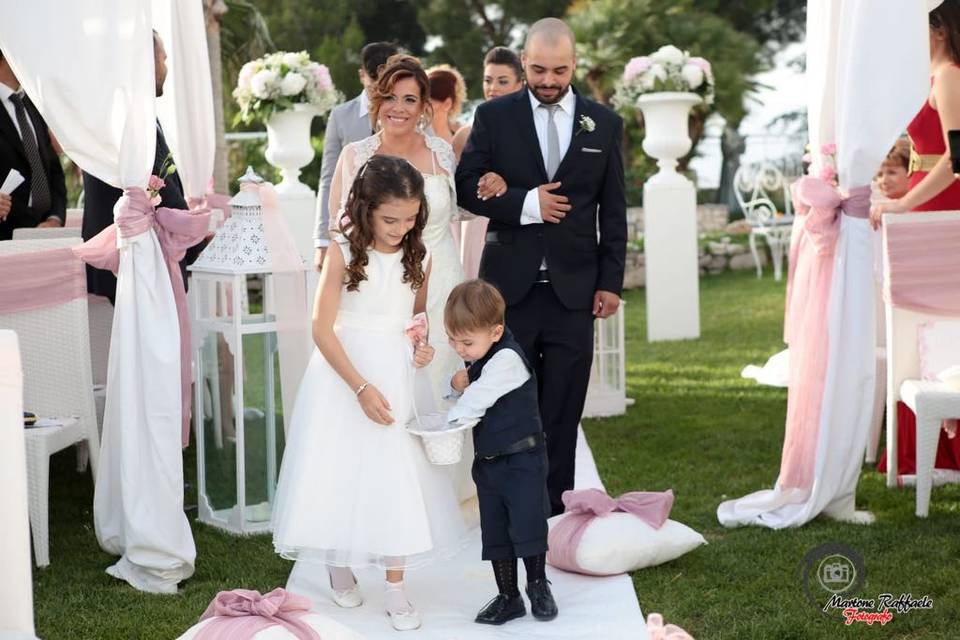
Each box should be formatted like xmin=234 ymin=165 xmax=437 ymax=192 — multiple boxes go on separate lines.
xmin=286 ymin=428 xmax=647 ymax=639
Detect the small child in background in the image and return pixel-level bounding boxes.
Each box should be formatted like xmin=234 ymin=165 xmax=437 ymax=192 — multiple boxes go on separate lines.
xmin=444 ymin=280 xmax=557 ymax=626
xmin=877 ymin=137 xmax=911 ymax=200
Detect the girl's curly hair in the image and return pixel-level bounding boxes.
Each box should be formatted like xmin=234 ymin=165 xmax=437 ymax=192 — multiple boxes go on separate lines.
xmin=340 ymin=154 xmax=428 ymax=292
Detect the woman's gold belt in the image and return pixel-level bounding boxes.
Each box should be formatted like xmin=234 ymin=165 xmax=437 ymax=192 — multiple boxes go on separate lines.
xmin=908 ymin=145 xmax=941 ymax=175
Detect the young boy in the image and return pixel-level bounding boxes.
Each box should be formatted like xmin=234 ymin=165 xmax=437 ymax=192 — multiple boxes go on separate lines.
xmin=877 ymin=137 xmax=910 ymax=200
xmin=444 ymin=279 xmax=557 ymax=625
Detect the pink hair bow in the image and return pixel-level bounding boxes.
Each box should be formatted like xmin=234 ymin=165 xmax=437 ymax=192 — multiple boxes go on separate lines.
xmin=546 ymin=488 xmax=674 ymax=576
xmin=647 ymin=613 xmax=695 ymax=640
xmin=195 ymin=588 xmax=320 ymax=640
xmin=405 ymin=312 xmax=429 ymax=346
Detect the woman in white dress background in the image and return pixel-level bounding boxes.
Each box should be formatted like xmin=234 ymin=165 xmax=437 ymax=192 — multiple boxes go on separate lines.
xmin=327 ymin=55 xmax=502 ymax=502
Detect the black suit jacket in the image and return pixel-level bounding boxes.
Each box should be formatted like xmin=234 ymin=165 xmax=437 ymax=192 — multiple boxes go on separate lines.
xmin=455 ymin=88 xmax=626 ymax=310
xmin=0 ymin=94 xmax=67 ymax=240
xmin=82 ymin=124 xmax=200 ymax=302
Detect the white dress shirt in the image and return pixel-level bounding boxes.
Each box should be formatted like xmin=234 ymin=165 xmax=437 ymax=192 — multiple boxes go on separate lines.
xmin=0 ymin=82 xmax=40 ymax=207
xmin=520 ymin=88 xmax=576 ymax=226
xmin=446 ymin=349 xmax=532 ymax=428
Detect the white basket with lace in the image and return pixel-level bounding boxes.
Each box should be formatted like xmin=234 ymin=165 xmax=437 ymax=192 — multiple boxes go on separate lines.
xmin=406 ymin=412 xmax=472 ymax=465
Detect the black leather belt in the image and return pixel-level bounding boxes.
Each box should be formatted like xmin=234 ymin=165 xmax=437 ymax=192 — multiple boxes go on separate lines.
xmin=477 ymin=432 xmax=544 ymax=461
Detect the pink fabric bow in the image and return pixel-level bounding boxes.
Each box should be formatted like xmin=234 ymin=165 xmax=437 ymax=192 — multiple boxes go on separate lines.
xmin=546 ymin=488 xmax=674 ymax=576
xmin=195 ymin=588 xmax=320 ymax=640
xmin=646 ymin=613 xmax=695 ymax=640
xmin=405 ymin=312 xmax=429 ymax=346
xmin=73 ymin=187 xmax=210 ymax=447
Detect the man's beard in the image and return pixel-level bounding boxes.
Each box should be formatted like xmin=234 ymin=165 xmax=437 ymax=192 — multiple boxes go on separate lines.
xmin=530 ymin=83 xmax=570 ymax=105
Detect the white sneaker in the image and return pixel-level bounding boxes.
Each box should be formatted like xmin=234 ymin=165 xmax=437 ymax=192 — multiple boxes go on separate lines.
xmin=387 ymin=607 xmax=422 ymax=631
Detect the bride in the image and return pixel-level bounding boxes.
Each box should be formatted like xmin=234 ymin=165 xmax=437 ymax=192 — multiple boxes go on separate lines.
xmin=326 ymin=55 xmax=500 ymax=503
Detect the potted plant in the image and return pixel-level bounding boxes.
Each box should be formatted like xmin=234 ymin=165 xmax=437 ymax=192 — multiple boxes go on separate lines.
xmin=233 ymin=51 xmax=342 ymax=194
xmin=613 ymin=46 xmax=714 ymax=185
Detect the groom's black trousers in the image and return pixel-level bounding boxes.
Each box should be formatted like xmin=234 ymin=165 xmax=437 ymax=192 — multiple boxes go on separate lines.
xmin=505 ymin=282 xmax=594 ymax=516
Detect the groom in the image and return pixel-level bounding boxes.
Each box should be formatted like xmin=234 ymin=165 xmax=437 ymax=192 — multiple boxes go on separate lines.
xmin=456 ymin=18 xmax=626 ymax=516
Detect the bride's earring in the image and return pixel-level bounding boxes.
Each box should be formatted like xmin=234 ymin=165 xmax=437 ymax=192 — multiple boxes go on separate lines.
xmin=376 ymin=117 xmax=382 ymax=131
xmin=417 ymin=114 xmax=428 ymax=132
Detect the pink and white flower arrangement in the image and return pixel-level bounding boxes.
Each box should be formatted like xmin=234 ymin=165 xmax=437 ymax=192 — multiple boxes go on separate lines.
xmin=234 ymin=51 xmax=342 ymax=125
xmin=613 ymin=45 xmax=715 ymax=112
xmin=815 ymin=142 xmax=839 ymax=184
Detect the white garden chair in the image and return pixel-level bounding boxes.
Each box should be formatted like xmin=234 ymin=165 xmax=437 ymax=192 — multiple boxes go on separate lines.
xmin=12 ymin=225 xmax=81 ymax=240
xmin=0 ymin=238 xmax=99 ymax=566
xmin=883 ymin=211 xmax=960 ymax=517
xmin=732 ymin=163 xmax=796 ymax=280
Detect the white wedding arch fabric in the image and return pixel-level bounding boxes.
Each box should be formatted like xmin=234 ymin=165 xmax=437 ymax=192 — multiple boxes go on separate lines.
xmin=718 ymin=0 xmax=929 ymax=528
xmin=0 ymin=0 xmax=214 ymax=592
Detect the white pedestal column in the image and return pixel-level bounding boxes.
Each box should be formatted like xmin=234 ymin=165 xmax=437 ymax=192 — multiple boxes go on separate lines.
xmin=638 ymin=92 xmax=702 ymax=341
xmin=644 ymin=174 xmax=700 ymax=341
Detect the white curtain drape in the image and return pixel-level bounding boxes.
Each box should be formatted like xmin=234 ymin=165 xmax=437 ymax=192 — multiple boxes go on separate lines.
xmin=0 ymin=332 xmax=36 ymax=639
xmin=0 ymin=0 xmax=198 ymax=593
xmin=154 ymin=0 xmax=216 ymax=199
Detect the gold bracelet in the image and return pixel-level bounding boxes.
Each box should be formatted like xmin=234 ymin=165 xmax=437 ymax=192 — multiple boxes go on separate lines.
xmin=355 ymin=382 xmax=369 ymax=396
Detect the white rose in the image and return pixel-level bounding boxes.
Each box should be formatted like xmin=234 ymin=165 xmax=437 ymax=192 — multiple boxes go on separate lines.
xmin=282 ymin=52 xmax=303 ymax=69
xmin=680 ymin=64 xmax=704 ymax=89
xmin=280 ymin=72 xmax=307 ymax=96
xmin=250 ymin=69 xmax=279 ymax=99
xmin=652 ymin=45 xmax=685 ymax=67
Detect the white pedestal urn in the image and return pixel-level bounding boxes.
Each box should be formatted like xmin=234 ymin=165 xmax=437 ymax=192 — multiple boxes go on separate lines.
xmin=638 ymin=91 xmax=702 ymax=341
xmin=265 ymin=103 xmax=318 ymax=196
xmin=264 ymin=103 xmax=320 ymax=295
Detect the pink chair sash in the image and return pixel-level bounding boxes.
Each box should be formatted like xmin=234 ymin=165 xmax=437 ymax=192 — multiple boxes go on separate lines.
xmin=195 ymin=588 xmax=320 ymax=640
xmin=546 ymin=488 xmax=674 ymax=576
xmin=883 ymin=218 xmax=960 ymax=316
xmin=0 ymin=247 xmax=86 ymax=314
xmin=73 ymin=187 xmax=210 ymax=446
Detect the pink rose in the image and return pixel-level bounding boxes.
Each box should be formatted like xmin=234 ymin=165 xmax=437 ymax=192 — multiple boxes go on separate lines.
xmin=623 ymin=56 xmax=652 ymax=84
xmin=148 ymin=175 xmax=165 ymax=192
xmin=150 ymin=194 xmax=162 ymax=208
xmin=819 ymin=165 xmax=837 ymax=182
xmin=820 ymin=142 xmax=837 ymax=155
xmin=687 ymin=57 xmax=711 ymax=75
xmin=313 ymin=64 xmax=333 ymax=92
xmin=802 ymin=153 xmax=813 ymax=163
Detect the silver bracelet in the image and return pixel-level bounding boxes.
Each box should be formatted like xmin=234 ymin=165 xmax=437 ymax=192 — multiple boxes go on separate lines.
xmin=355 ymin=382 xmax=369 ymax=396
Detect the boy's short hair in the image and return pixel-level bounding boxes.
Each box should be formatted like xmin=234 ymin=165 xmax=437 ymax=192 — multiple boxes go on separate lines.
xmin=882 ymin=137 xmax=910 ymax=171
xmin=445 ymin=280 xmax=506 ymax=334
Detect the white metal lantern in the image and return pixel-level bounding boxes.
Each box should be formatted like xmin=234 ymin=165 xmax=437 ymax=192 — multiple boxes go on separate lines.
xmin=583 ymin=302 xmax=628 ymax=418
xmin=187 ymin=167 xmax=300 ymax=535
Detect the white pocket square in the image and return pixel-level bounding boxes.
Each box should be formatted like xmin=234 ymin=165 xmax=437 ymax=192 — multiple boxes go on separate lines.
xmin=581 ymin=147 xmax=602 ymax=153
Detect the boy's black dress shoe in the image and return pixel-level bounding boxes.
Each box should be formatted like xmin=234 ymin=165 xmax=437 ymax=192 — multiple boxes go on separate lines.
xmin=526 ymin=579 xmax=558 ymax=621
xmin=475 ymin=594 xmax=526 ymax=625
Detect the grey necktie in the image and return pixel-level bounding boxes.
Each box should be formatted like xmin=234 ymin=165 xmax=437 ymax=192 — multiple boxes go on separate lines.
xmin=541 ymin=103 xmax=561 ymax=179
xmin=9 ymin=92 xmax=51 ymax=213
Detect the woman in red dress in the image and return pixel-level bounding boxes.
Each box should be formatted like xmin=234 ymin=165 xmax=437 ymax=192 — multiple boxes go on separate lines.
xmin=872 ymin=0 xmax=960 ymax=482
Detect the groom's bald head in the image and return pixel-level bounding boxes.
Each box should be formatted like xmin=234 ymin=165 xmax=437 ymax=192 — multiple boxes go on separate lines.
xmin=522 ymin=18 xmax=576 ymax=105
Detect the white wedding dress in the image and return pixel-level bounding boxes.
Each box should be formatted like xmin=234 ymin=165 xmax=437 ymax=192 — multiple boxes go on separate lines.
xmin=326 ymin=132 xmax=476 ymax=501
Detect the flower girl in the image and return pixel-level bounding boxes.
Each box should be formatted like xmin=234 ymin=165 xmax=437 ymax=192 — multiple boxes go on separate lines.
xmin=272 ymin=155 xmax=467 ymax=631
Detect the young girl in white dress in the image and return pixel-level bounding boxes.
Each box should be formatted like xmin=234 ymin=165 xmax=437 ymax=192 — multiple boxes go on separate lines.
xmin=272 ymin=155 xmax=467 ymax=631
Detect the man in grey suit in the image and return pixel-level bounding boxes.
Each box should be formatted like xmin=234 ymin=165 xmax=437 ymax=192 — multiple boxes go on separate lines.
xmin=313 ymin=42 xmax=398 ymax=269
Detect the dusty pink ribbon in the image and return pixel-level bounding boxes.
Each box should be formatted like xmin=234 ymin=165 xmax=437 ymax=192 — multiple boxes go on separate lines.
xmin=73 ymin=187 xmax=210 ymax=447
xmin=778 ymin=177 xmax=871 ymax=489
xmin=546 ymin=488 xmax=674 ymax=576
xmin=195 ymin=588 xmax=320 ymax=640
xmin=0 ymin=247 xmax=86 ymax=314
xmin=404 ymin=312 xmax=428 ymax=346
xmin=646 ymin=613 xmax=695 ymax=639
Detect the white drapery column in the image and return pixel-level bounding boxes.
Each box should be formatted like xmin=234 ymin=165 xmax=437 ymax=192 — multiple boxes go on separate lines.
xmin=0 ymin=0 xmax=208 ymax=592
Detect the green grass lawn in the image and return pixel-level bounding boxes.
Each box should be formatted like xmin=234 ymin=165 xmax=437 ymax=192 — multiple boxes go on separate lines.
xmin=35 ymin=270 xmax=959 ymax=639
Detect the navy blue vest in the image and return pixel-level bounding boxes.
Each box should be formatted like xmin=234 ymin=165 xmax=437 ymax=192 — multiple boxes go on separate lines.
xmin=467 ymin=328 xmax=542 ymax=457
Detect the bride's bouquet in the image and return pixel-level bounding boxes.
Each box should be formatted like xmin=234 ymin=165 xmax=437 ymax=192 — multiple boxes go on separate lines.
xmin=233 ymin=51 xmax=342 ymax=125
xmin=612 ymin=45 xmax=715 ymax=112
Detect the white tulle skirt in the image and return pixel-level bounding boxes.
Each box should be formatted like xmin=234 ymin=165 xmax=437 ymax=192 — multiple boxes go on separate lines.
xmin=272 ymin=319 xmax=468 ymax=571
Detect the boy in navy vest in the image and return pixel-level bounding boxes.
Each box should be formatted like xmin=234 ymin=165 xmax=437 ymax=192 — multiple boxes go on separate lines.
xmin=445 ymin=280 xmax=557 ymax=625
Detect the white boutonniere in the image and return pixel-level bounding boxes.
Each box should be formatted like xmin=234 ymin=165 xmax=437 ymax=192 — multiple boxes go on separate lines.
xmin=576 ymin=115 xmax=596 ymax=136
